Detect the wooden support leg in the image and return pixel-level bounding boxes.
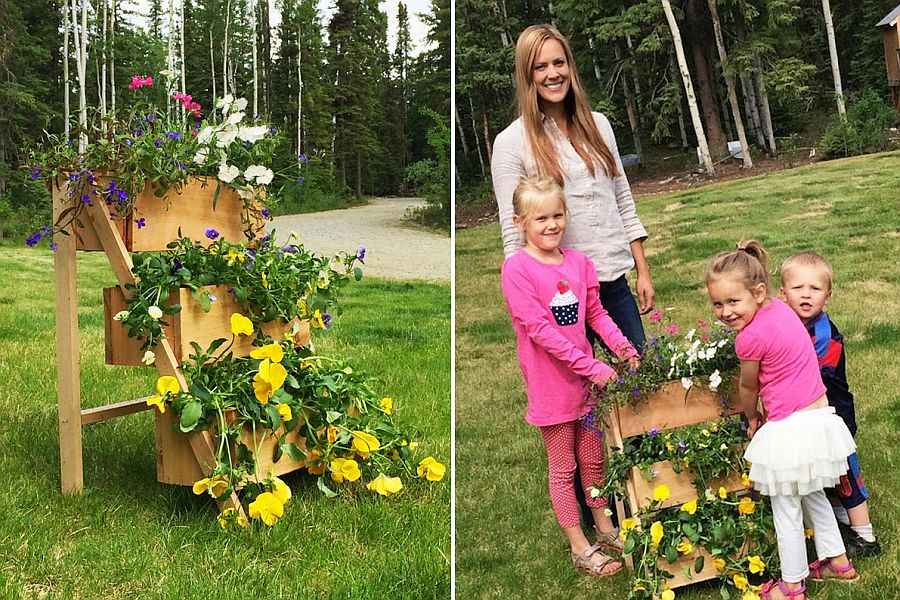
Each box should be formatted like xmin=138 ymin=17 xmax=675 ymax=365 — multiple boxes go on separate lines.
xmin=55 ymin=195 xmax=84 ymax=494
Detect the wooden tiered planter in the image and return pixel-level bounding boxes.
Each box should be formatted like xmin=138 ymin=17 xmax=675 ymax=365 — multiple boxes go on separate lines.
xmin=103 ymin=285 xmax=310 ymax=366
xmin=53 ymin=176 xmax=263 ymax=251
xmin=604 ymin=378 xmax=748 ymax=596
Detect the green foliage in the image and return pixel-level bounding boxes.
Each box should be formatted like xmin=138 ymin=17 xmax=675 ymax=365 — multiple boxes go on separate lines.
xmin=405 ymin=108 xmax=450 ymax=228
xmin=818 ymin=90 xmax=897 ymax=159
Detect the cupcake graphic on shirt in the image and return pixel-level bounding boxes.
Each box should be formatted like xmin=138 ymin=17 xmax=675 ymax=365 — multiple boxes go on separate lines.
xmin=549 ymin=280 xmax=579 ymax=326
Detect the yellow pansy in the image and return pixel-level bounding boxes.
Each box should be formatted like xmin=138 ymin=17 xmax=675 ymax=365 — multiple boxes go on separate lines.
xmin=311 ymin=309 xmax=326 ymax=329
xmin=738 ymin=497 xmax=756 ymax=515
xmin=417 ymin=456 xmax=446 ymax=481
xmin=224 ymin=249 xmax=245 ymax=265
xmin=216 ymin=507 xmax=248 ymax=530
xmin=650 ymin=521 xmax=664 ymax=546
xmin=326 ymin=426 xmax=339 ymax=444
xmin=804 ymin=528 xmax=814 ymax=539
xmin=380 ymin=397 xmax=393 ymax=414
xmin=741 ymin=592 xmax=760 ymax=600
xmin=351 ymin=431 xmax=381 ymax=458
xmin=367 ymin=473 xmax=404 ymax=497
xmin=306 ymin=449 xmax=326 ymax=475
xmin=733 ymin=573 xmax=749 ymax=591
xmin=248 ymin=492 xmax=284 ymax=526
xmin=701 ymin=429 xmax=710 ymax=437
xmin=680 ymin=499 xmax=697 ymax=515
xmin=277 ymin=403 xmax=292 ymax=422
xmin=718 ymin=486 xmax=728 ymax=499
xmin=261 ymin=272 xmax=269 ymax=288
xmin=710 ymin=421 xmax=719 ymax=432
xmin=653 ymin=484 xmax=670 ymax=502
xmin=676 ymin=539 xmax=693 ymax=555
xmin=253 ymin=358 xmax=288 ymax=403
xmin=192 ymin=475 xmax=228 ymax=498
xmin=147 ymin=376 xmax=180 ymax=413
xmin=747 ymin=555 xmax=765 ymax=575
xmin=330 ymin=457 xmax=362 ymax=482
xmin=742 ymin=472 xmax=751 ymax=488
xmin=250 ymin=343 xmax=284 ymax=363
xmin=632 ymin=583 xmax=646 ymax=592
xmin=271 ymin=476 xmax=292 ymax=505
xmin=230 ymin=313 xmax=254 ymax=336
xmin=661 ymin=590 xmax=675 ymax=600
xmin=713 ymin=558 xmax=726 ymax=571
xmin=146 ymin=395 xmax=166 ymax=413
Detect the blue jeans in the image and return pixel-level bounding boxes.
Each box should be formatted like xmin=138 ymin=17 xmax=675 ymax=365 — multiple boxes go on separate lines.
xmin=578 ymin=274 xmax=646 ymax=528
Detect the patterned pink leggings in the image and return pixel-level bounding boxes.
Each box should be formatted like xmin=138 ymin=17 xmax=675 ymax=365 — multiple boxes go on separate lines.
xmin=539 ymin=420 xmax=607 ymax=528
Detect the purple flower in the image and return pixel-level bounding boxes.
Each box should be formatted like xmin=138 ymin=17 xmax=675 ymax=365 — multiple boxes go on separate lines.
xmin=166 ymin=131 xmax=182 ymax=139
xmin=356 ymin=245 xmax=366 ymax=260
xmin=41 ymin=226 xmax=51 ymax=236
xmin=30 ymin=167 xmax=41 ymax=180
xmin=260 ymin=209 xmax=270 ymax=218
xmin=254 ymin=113 xmax=261 ymax=120
xmin=50 ymin=241 xmax=58 ymax=253
xmin=270 ymin=126 xmax=277 ymax=135
xmin=175 ymin=162 xmax=186 ymax=171
xmin=678 ymin=440 xmax=687 ymax=451
xmin=116 ymin=189 xmax=128 ymax=201
xmin=125 ymin=139 xmax=133 ymax=146
xmin=68 ymin=173 xmax=79 ymax=181
xmin=298 ymin=153 xmax=308 ymax=163
xmin=208 ymin=294 xmax=217 ymax=304
xmin=81 ymin=194 xmax=91 ymax=204
xmin=296 ymin=177 xmax=304 ymax=186
xmin=227 ymin=287 xmax=237 ymax=301
xmin=631 ymin=387 xmax=639 ymax=397
xmin=25 ymin=232 xmax=41 ymax=247
xmin=66 ymin=140 xmax=74 ymax=147
xmin=134 ymin=128 xmax=144 ymax=137
xmin=154 ymin=139 xmax=162 ymax=148
xmin=617 ymin=376 xmax=626 ymax=385
xmin=281 ymin=246 xmax=298 ymax=254
xmin=322 ymin=312 xmax=333 ymax=330
xmin=135 ymin=217 xmax=146 ymax=229
xmin=649 ymin=428 xmax=658 ymax=437
xmin=170 ymin=258 xmax=183 ymax=275
xmin=205 ymin=228 xmax=219 ymax=240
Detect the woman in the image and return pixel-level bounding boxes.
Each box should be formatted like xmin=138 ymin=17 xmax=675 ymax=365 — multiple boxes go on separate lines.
xmin=491 ymin=23 xmax=654 ymax=349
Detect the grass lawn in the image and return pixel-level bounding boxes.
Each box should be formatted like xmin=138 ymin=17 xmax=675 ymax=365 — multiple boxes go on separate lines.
xmin=455 ymin=150 xmax=900 ymax=599
xmin=0 ymin=248 xmax=450 ymax=599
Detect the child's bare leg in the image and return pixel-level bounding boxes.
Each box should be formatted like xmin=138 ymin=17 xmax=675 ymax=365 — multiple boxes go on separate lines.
xmin=847 ymin=502 xmax=870 ymax=528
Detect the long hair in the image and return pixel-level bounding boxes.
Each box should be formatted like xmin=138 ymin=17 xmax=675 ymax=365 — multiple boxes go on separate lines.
xmin=514 ymin=24 xmax=619 ymax=187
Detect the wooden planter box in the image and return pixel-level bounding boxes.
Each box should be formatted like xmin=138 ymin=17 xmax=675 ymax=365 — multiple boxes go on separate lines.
xmin=655 ymin=546 xmax=720 ymax=594
xmin=628 ymin=460 xmax=746 ymax=511
xmin=614 ymin=380 xmax=739 ymax=439
xmin=103 ymin=285 xmax=310 ymax=366
xmin=53 ymin=176 xmax=263 ymax=252
xmin=155 ymin=410 xmax=307 ymax=486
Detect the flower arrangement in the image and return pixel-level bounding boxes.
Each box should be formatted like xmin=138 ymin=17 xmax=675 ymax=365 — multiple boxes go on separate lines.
xmin=113 ymin=233 xmax=362 ymax=357
xmin=598 ymin=310 xmax=739 ymax=410
xmin=25 ymin=74 xmax=282 ymax=247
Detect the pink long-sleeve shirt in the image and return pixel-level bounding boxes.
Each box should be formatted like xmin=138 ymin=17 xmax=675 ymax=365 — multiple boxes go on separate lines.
xmin=501 ymin=248 xmax=638 ymax=426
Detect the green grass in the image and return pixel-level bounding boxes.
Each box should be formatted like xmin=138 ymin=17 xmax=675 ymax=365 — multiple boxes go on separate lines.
xmin=455 ymin=150 xmax=900 ymax=599
xmin=0 ymin=247 xmax=450 ymax=599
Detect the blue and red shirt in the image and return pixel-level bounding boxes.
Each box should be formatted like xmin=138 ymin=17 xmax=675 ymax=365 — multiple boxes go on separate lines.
xmin=806 ymin=311 xmax=856 ymax=436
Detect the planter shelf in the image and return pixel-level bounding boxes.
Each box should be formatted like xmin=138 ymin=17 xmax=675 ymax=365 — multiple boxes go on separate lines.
xmin=54 ymin=176 xmax=262 ymax=252
xmin=103 ymin=285 xmax=310 ymax=366
xmin=628 ymin=460 xmax=745 ymax=512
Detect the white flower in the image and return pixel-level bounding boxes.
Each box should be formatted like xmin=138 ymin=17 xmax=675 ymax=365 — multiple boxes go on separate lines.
xmin=225 ymin=111 xmax=246 ymax=126
xmin=720 ymin=443 xmax=729 ymax=450
xmin=148 ymin=305 xmax=163 ymax=320
xmin=686 ymin=328 xmax=696 ymax=341
xmin=218 ymin=162 xmax=240 ymax=183
xmin=244 ymin=165 xmax=274 ymax=185
xmin=197 ymin=126 xmax=216 ymax=144
xmin=215 ymin=125 xmax=239 ymax=148
xmin=238 ymin=125 xmax=269 ymax=143
xmin=237 ymin=188 xmax=254 ymax=200
xmin=193 ymin=147 xmax=210 ymax=165
xmin=589 ymin=487 xmax=601 ymax=499
xmin=603 ymin=507 xmax=613 ymax=516
xmin=718 ymin=339 xmax=728 ymax=348
xmin=667 ymin=367 xmax=675 ymax=379
xmin=709 ymin=369 xmax=722 ymax=391
xmin=681 ymin=377 xmax=693 ymax=390
xmin=217 ymin=93 xmax=234 ymax=112
xmin=158 ymin=68 xmax=175 ymax=79
xmin=113 ymin=310 xmax=129 ymax=321
xmin=141 ymin=350 xmax=156 ymax=366
xmin=705 ymin=488 xmax=716 ymax=501
xmin=232 ymin=97 xmax=249 ymax=112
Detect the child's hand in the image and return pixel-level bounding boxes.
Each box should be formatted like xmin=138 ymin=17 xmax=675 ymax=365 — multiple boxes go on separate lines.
xmin=746 ymin=411 xmax=764 ymax=439
xmin=627 ymin=356 xmax=641 ymax=372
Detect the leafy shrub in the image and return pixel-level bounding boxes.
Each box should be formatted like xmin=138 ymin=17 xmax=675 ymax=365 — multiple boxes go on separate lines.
xmin=406 ymin=108 xmax=450 ymax=229
xmin=818 ymin=91 xmax=897 ymax=159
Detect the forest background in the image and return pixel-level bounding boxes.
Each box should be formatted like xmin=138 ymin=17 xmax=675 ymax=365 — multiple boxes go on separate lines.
xmin=455 ymin=0 xmax=900 ymax=205
xmin=0 ymin=0 xmax=452 ymax=239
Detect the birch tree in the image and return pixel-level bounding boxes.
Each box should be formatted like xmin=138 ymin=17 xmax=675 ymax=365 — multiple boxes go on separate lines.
xmin=821 ymin=0 xmax=845 ymax=115
xmin=63 ymin=2 xmax=70 ymax=137
xmin=660 ymin=0 xmax=715 ymax=175
xmin=252 ymin=0 xmax=258 ymax=116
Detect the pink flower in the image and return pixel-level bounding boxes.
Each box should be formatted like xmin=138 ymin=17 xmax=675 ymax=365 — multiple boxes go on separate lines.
xmin=129 ymin=75 xmax=154 ymax=89
xmin=171 ymin=92 xmax=202 ymax=117
xmin=650 ymin=310 xmax=663 ymax=322
xmin=698 ymin=320 xmax=709 ymax=329
xmin=666 ymin=324 xmax=679 ymax=335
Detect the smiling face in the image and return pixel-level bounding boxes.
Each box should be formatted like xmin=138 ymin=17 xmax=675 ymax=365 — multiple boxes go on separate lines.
xmin=531 ymin=38 xmax=570 ymax=109
xmin=514 ymin=194 xmax=566 ymax=258
xmin=707 ymin=273 xmax=768 ymax=333
xmin=780 ymin=264 xmax=831 ymax=324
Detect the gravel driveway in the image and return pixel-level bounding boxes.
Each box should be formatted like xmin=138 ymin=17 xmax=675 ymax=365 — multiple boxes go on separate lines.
xmin=269 ymin=197 xmax=450 ymax=282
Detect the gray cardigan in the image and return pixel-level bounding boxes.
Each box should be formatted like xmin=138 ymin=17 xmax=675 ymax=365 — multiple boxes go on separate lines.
xmin=491 ymin=112 xmax=647 ymax=282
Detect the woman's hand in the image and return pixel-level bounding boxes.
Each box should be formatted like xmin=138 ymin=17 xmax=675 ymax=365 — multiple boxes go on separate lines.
xmin=635 ymin=273 xmax=656 ymax=314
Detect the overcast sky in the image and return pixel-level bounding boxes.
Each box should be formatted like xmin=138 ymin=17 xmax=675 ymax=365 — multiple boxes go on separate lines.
xmin=120 ymin=0 xmax=434 ymax=56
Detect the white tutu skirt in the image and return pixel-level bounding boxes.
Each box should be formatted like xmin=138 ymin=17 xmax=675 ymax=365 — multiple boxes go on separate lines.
xmin=744 ymin=406 xmax=855 ymax=496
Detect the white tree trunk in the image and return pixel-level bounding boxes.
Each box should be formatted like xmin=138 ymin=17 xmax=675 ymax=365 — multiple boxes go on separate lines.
xmin=252 ymin=0 xmax=258 ymax=116
xmin=167 ymin=0 xmax=175 ymax=117
xmin=100 ymin=0 xmax=107 ymax=127
xmin=753 ymin=57 xmax=777 ymax=154
xmin=670 ymin=54 xmax=689 ymax=149
xmin=63 ymin=2 xmax=70 ymax=137
xmin=210 ymin=29 xmax=217 ymax=102
xmin=70 ymin=0 xmax=88 ymax=151
xmin=110 ymin=0 xmax=116 ymax=115
xmin=223 ymin=0 xmax=232 ymax=98
xmin=661 ymin=0 xmax=715 ymax=175
xmin=821 ymin=0 xmax=845 ymax=115
xmin=297 ymin=38 xmax=302 ymax=162
xmin=469 ymin=95 xmax=486 ymax=176
xmin=707 ymin=0 xmax=752 ymax=168
xmin=180 ymin=0 xmax=186 ymax=111
xmin=740 ymin=73 xmax=765 ymax=148
xmin=454 ymin=102 xmax=469 ymax=155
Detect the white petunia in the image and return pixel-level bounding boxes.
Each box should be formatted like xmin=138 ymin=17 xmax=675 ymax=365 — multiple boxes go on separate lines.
xmin=720 ymin=443 xmax=729 ymax=450
xmin=197 ymin=126 xmax=216 ymax=144
xmin=193 ymin=147 xmax=210 ymax=165
xmin=233 ymin=97 xmax=249 ymax=112
xmin=589 ymin=487 xmax=601 ymax=499
xmin=218 ymin=162 xmax=240 ymax=183
xmin=244 ymin=165 xmax=274 ymax=185
xmin=215 ymin=125 xmax=239 ymax=148
xmin=681 ymin=377 xmax=693 ymax=390
xmin=225 ymin=111 xmax=246 ymax=126
xmin=709 ymin=369 xmax=722 ymax=391
xmin=237 ymin=188 xmax=254 ymax=200
xmin=141 ymin=350 xmax=156 ymax=366
xmin=148 ymin=305 xmax=163 ymax=320
xmin=113 ymin=310 xmax=129 ymax=321
xmin=686 ymin=328 xmax=696 ymax=341
xmin=217 ymin=93 xmax=234 ymax=112
xmin=238 ymin=125 xmax=269 ymax=143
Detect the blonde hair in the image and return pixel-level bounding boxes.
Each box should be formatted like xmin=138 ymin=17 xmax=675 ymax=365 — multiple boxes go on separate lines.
xmin=781 ymin=251 xmax=834 ymax=291
xmin=512 ymin=176 xmax=568 ymax=221
xmin=706 ymin=240 xmax=770 ymax=290
xmin=514 ymin=24 xmax=619 ymax=187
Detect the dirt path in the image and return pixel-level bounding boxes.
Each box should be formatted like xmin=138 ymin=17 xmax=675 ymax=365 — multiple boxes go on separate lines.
xmin=270 ymin=197 xmax=450 ymax=282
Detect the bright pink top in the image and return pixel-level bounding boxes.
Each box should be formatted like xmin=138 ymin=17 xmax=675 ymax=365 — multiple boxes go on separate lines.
xmin=501 ymin=248 xmax=637 ymax=426
xmin=735 ymin=298 xmax=826 ymax=421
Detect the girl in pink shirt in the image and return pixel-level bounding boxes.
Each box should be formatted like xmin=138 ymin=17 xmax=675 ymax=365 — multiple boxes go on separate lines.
xmin=501 ymin=176 xmax=638 ymax=578
xmin=706 ymin=241 xmax=858 ymax=600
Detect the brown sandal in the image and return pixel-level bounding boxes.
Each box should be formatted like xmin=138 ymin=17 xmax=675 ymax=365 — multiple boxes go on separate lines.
xmin=571 ymin=543 xmax=623 ymax=577
xmin=595 ymin=527 xmax=624 ymax=554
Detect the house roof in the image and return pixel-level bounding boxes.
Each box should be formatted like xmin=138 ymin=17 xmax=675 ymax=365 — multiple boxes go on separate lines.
xmin=876 ymin=4 xmax=900 ymax=28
